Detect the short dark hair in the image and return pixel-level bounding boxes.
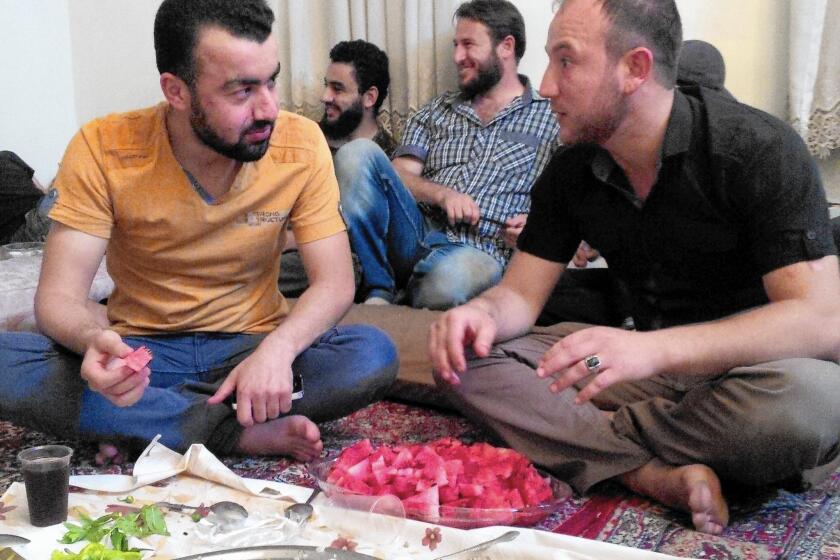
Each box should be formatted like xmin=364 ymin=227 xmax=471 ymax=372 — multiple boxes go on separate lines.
xmin=595 ymin=0 xmax=682 ymax=88
xmin=329 ymin=40 xmax=391 ymax=115
xmin=154 ymin=0 xmax=275 ymax=85
xmin=454 ymin=0 xmax=526 ymax=62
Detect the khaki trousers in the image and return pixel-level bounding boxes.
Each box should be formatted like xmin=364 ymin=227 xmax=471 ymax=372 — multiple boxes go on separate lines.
xmin=438 ymin=323 xmax=840 ymax=494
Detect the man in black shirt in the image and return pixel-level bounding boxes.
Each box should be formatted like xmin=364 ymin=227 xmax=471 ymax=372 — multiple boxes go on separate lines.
xmin=429 ymin=0 xmax=840 ymax=534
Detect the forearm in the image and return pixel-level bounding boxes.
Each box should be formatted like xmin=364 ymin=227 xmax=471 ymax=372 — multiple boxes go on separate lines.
xmin=466 ymin=252 xmax=565 ymax=342
xmin=34 ymin=290 xmax=109 ymax=355
xmin=655 ymin=297 xmax=840 ymax=376
xmin=259 ymin=276 xmax=354 ymax=359
xmin=466 ymin=283 xmax=542 ymax=342
xmin=393 ymin=164 xmax=449 ymax=208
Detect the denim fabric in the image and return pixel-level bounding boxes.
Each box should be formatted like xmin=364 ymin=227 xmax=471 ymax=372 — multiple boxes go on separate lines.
xmin=0 ymin=325 xmax=397 ymax=454
xmin=335 ymin=139 xmax=502 ymax=309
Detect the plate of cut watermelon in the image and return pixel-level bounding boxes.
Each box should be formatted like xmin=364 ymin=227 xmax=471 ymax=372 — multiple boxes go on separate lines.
xmin=310 ymin=438 xmax=572 ymax=529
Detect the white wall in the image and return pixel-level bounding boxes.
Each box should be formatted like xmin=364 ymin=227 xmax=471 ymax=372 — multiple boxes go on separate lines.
xmin=68 ymin=0 xmax=163 ymax=126
xmin=0 ymin=0 xmax=77 ymax=186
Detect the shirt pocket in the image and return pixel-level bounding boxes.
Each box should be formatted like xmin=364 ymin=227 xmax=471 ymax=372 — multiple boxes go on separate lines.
xmin=491 ymin=131 xmax=539 ymax=174
xmin=425 ymin=124 xmax=471 ymax=172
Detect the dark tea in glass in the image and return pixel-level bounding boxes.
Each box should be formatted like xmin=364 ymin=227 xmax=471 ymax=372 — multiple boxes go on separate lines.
xmin=17 ymin=445 xmax=73 ymax=527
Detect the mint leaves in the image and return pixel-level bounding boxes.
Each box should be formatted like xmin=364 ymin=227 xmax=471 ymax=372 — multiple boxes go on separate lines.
xmin=55 ymin=504 xmax=169 ymax=556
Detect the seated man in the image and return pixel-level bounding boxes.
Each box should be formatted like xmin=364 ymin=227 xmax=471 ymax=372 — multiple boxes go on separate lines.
xmin=337 ymin=0 xmax=559 ymax=309
xmin=279 ymin=39 xmax=394 ymax=298
xmin=430 ymin=0 xmax=840 ymax=535
xmin=0 ymin=0 xmax=398 ymax=460
xmin=320 ymin=40 xmax=397 ymax=157
xmin=538 ymin=38 xmax=739 ymax=328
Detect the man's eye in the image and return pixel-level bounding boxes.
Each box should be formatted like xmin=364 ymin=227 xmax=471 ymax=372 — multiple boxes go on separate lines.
xmin=267 ymin=79 xmax=276 ymax=90
xmin=235 ymin=87 xmax=252 ymax=99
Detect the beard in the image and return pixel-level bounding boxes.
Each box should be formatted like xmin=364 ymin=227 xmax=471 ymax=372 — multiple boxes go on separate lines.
xmin=459 ymin=52 xmax=503 ymax=99
xmin=189 ymin=95 xmax=273 ymax=162
xmin=319 ymin=99 xmax=365 ymax=141
xmin=570 ymin=72 xmax=627 ymax=146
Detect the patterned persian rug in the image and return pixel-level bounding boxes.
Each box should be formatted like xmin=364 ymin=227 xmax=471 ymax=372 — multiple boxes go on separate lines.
xmin=1 ymin=400 xmax=839 ymax=559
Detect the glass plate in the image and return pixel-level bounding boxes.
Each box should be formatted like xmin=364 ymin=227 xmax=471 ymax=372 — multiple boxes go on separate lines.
xmin=310 ymin=456 xmax=572 ymax=529
xmin=1 ymin=242 xmax=44 ymax=259
xmin=174 ymin=545 xmax=376 ymax=559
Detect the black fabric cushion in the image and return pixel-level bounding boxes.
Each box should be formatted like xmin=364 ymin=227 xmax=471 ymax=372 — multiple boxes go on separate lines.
xmin=0 ymin=151 xmax=41 ymax=243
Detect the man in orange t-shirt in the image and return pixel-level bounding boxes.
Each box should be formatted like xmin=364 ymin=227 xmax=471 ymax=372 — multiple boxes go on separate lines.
xmin=0 ymin=0 xmax=397 ymax=459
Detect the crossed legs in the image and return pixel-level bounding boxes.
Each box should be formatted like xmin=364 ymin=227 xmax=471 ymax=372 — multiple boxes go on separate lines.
xmin=438 ymin=325 xmax=840 ymax=533
xmin=0 ymin=325 xmax=398 ymax=460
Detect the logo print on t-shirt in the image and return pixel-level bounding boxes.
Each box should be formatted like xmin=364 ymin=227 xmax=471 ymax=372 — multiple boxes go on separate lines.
xmin=235 ymin=210 xmax=290 ymax=226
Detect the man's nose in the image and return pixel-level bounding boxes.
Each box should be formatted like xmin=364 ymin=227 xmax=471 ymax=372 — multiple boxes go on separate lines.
xmin=539 ymin=68 xmax=558 ymax=99
xmin=254 ymin=86 xmax=279 ymax=121
xmin=453 ymin=45 xmax=467 ymax=65
xmin=321 ymin=87 xmax=333 ymax=104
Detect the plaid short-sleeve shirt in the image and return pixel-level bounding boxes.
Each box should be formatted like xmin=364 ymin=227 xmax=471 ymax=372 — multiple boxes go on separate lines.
xmin=393 ymin=76 xmax=559 ymax=265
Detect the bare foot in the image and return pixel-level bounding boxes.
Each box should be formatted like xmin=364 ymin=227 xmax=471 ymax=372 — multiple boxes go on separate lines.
xmin=621 ymin=458 xmax=728 ymax=534
xmin=234 ymin=415 xmax=323 ymax=461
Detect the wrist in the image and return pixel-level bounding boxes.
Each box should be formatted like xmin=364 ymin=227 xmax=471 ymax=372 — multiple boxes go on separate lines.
xmin=79 ymin=325 xmax=107 ymax=354
xmin=259 ymin=333 xmax=299 ymax=360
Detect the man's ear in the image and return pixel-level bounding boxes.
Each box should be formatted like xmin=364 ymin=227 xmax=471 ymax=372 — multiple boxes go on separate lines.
xmin=160 ymin=72 xmax=191 ymax=110
xmin=362 ymin=86 xmax=380 ymax=111
xmin=496 ymin=35 xmax=516 ymax=62
xmin=621 ymin=47 xmax=654 ymax=93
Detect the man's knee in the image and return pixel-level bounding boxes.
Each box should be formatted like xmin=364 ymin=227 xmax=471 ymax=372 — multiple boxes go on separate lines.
xmin=334 ymin=139 xmax=387 ymax=191
xmin=713 ymin=360 xmax=840 ymax=482
xmin=410 ymin=249 xmax=503 ymax=310
xmin=335 ymin=139 xmax=394 ymax=223
xmin=337 ymin=324 xmax=399 ymax=385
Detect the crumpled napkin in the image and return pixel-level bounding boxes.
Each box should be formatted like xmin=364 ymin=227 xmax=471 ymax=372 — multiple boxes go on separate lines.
xmin=70 ymin=435 xmax=312 ymax=503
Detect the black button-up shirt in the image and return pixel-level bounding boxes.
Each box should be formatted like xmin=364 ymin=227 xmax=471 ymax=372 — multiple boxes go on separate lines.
xmin=519 ymin=87 xmax=837 ymax=331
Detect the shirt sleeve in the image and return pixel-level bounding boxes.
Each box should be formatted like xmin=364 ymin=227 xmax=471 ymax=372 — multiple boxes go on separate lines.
xmin=392 ymin=102 xmax=434 ymax=162
xmin=289 ymin=126 xmax=346 ymax=244
xmin=734 ymin=118 xmax=837 ymax=275
xmin=48 ymin=126 xmax=114 ymax=239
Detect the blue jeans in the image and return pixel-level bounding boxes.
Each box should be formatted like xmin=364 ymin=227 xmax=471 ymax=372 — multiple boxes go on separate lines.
xmin=0 ymin=325 xmax=397 ymax=454
xmin=335 ymin=139 xmax=502 ymax=309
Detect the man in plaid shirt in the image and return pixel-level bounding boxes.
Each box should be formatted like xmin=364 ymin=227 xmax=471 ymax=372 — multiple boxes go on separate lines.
xmin=336 ymin=0 xmax=559 ymax=309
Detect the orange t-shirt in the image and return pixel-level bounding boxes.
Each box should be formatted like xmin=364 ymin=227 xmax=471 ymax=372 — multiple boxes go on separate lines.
xmin=50 ymin=103 xmax=345 ymax=335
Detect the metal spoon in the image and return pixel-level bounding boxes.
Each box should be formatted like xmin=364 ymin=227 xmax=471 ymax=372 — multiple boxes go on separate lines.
xmin=432 ymin=530 xmax=520 ymax=560
xmin=0 ymin=534 xmax=30 ymax=547
xmin=284 ymin=487 xmax=320 ymax=526
xmin=156 ymin=500 xmax=249 ymax=528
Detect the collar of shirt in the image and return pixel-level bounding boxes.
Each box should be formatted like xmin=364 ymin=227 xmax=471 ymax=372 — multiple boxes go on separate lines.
xmin=443 ymin=74 xmax=537 ymax=126
xmin=589 ymin=89 xmax=694 ymax=207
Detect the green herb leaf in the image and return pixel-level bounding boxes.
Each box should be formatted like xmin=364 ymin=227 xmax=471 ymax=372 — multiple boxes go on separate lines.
xmin=109 ymin=528 xmax=127 ymax=552
xmin=55 ymin=506 xmax=168 ymax=557
xmin=140 ymin=505 xmax=169 ymax=536
xmin=112 ymin=513 xmax=140 ymax=537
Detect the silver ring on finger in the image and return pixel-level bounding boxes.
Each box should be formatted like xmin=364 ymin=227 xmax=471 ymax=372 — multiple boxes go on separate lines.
xmin=584 ymin=355 xmax=602 ymax=375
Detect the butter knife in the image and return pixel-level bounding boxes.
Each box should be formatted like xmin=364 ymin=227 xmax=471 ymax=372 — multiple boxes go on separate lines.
xmin=0 ymin=536 xmax=28 ymax=547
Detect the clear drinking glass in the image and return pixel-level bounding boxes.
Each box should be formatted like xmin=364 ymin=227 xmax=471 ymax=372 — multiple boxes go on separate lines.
xmin=318 ymin=492 xmax=407 ymax=549
xmin=17 ymin=445 xmax=73 ymax=527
